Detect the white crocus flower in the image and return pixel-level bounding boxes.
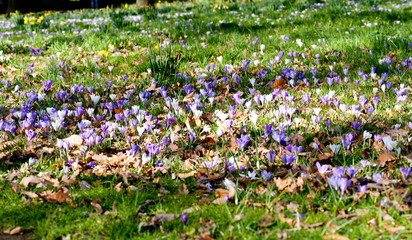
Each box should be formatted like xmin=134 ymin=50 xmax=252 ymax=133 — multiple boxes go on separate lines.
xmin=329 ymin=144 xmax=341 ymax=154
xmin=382 ymin=136 xmax=396 ymax=151
xmin=109 ymin=94 xmax=117 ymax=101
xmin=249 ymin=110 xmax=258 ymax=126
xmin=90 ymin=94 xmax=100 ymax=105
xmin=296 ymin=39 xmax=303 ymax=47
xmin=363 ymin=131 xmax=372 ymax=140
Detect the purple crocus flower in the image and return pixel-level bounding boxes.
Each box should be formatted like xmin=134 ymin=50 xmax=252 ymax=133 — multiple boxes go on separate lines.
xmin=42 ymin=79 xmax=53 ymax=91
xmin=146 ymin=143 xmax=160 ymax=159
xmin=341 ymin=133 xmax=354 ymax=149
xmin=339 ymin=177 xmax=351 ymax=197
xmin=281 ymin=154 xmax=295 ymax=165
xmin=345 ymin=166 xmax=358 ymax=178
xmin=261 ymin=170 xmax=273 ymax=181
xmin=267 ymin=151 xmax=275 ymax=163
xmin=263 ymin=124 xmax=272 ymax=139
xmin=188 ymin=130 xmax=195 ymax=143
xmin=400 ymin=166 xmax=412 ymax=180
xmin=357 ymin=185 xmax=367 ymax=192
xmin=25 ymin=129 xmax=37 ymax=143
xmin=407 ymin=122 xmax=412 ymax=131
xmin=316 ymin=162 xmax=330 ymax=174
xmin=351 ymin=122 xmax=361 ymax=132
xmin=327 ymin=176 xmax=340 ymax=191
xmin=181 ymin=213 xmax=188 ymax=224
xmin=332 ymin=167 xmax=345 ymax=178
xmin=237 ymin=134 xmax=250 ymax=151
xmin=87 ymin=162 xmax=96 ymax=168
xmin=372 ymin=173 xmax=382 ymax=184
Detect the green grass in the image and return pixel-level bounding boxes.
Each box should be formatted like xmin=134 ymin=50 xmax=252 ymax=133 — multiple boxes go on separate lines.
xmin=0 ymin=0 xmax=411 ymax=239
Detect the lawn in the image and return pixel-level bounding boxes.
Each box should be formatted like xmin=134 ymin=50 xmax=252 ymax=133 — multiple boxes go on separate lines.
xmin=0 ymin=0 xmax=411 ymax=239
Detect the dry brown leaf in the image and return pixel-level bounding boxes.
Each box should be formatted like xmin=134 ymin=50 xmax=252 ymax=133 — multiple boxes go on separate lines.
xmin=91 ymin=199 xmax=103 ymax=215
xmin=212 ymin=198 xmax=227 ymax=205
xmin=377 ymin=152 xmax=394 ymax=166
xmin=169 ymin=143 xmax=179 ymax=152
xmin=233 ymin=214 xmax=244 ymax=222
xmin=179 ymin=183 xmax=189 ymax=195
xmin=48 ymin=190 xmax=67 ymax=204
xmin=20 ymin=175 xmax=42 ymax=187
xmin=114 ymin=182 xmax=123 ymax=192
xmin=183 ymin=206 xmax=200 ymax=214
xmin=274 ymin=177 xmax=291 ymax=191
xmin=183 ymin=91 xmax=195 ymax=103
xmin=177 ymin=171 xmax=197 ymax=179
xmin=322 ymin=233 xmax=349 ymax=240
xmin=20 ymin=190 xmax=38 ymax=199
xmin=258 ymin=214 xmax=273 ymax=227
xmin=80 ymin=181 xmax=92 ymax=190
xmin=381 ymin=222 xmax=405 ymax=234
xmin=318 ymin=152 xmax=334 ymax=161
xmin=3 ymin=227 xmax=23 ymax=235
xmin=270 ymin=78 xmax=286 ymax=89
xmin=150 ymin=213 xmax=179 ymax=223
xmin=63 ymin=135 xmax=83 ymax=147
xmin=277 ymin=213 xmax=295 ymax=227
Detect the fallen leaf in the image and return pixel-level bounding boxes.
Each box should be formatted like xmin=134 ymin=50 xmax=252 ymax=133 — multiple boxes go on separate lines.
xmin=80 ymin=181 xmax=92 ymax=190
xmin=20 ymin=175 xmax=42 ymax=187
xmin=150 ymin=213 xmax=180 ymax=223
xmin=377 ymin=152 xmax=394 ymax=166
xmin=114 ymin=182 xmax=123 ymax=192
xmin=381 ymin=222 xmax=405 ymax=234
xmin=177 ymin=171 xmax=197 ymax=179
xmin=322 ymin=233 xmax=349 ymax=240
xmin=179 ymin=183 xmax=189 ymax=194
xmin=258 ymin=214 xmax=273 ymax=227
xmin=4 ymin=227 xmax=22 ymax=235
xmin=91 ymin=199 xmax=103 ymax=215
xmin=233 ymin=214 xmax=244 ymax=222
xmin=63 ymin=135 xmax=83 ymax=147
xmin=20 ymin=190 xmax=38 ymax=199
xmin=212 ymin=198 xmax=227 ymax=205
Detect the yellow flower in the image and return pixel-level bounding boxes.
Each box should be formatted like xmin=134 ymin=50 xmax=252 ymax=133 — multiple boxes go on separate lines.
xmin=154 ymin=45 xmax=159 ymax=50
xmin=98 ymin=50 xmax=109 ymax=57
xmin=125 ymin=3 xmax=128 ymax=8
xmin=30 ymin=22 xmax=35 ymax=25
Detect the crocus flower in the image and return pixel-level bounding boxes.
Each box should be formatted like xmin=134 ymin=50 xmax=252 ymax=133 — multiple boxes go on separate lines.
xmin=382 ymin=136 xmax=396 ymax=151
xmin=372 ymin=173 xmax=382 ymax=184
xmin=345 ymin=166 xmax=358 ymax=178
xmin=281 ymin=154 xmax=295 ymax=165
xmin=356 ymin=184 xmax=367 ymax=192
xmin=87 ymin=162 xmax=96 ymax=168
xmin=351 ymin=122 xmax=361 ymax=132
xmin=339 ymin=177 xmax=351 ymax=197
xmin=316 ymin=162 xmax=330 ymax=174
xmin=407 ymin=122 xmax=412 ymax=131
xmin=28 ymin=157 xmax=36 ymax=166
xmin=181 ymin=213 xmax=188 ymax=224
xmin=267 ymin=151 xmax=275 ymax=163
xmin=25 ymin=129 xmax=37 ymax=143
xmin=261 ymin=170 xmax=273 ymax=181
xmin=400 ymin=166 xmax=412 ymax=180
xmin=237 ymin=135 xmax=250 ymax=151
xmin=146 ymin=143 xmax=160 ymax=158
xmin=329 ymin=144 xmax=340 ymax=154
